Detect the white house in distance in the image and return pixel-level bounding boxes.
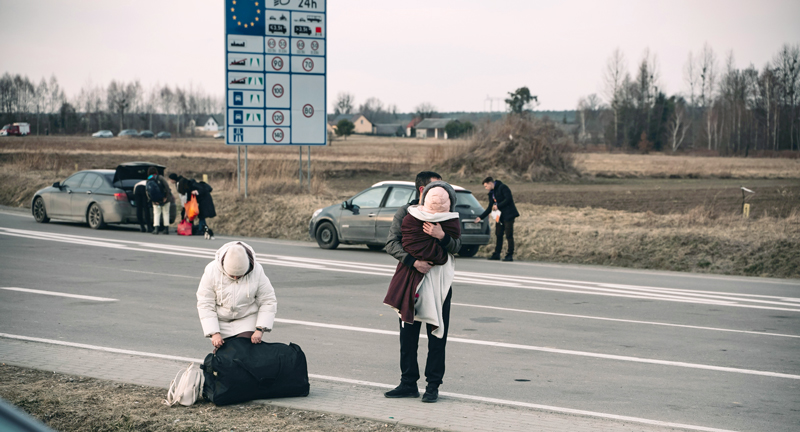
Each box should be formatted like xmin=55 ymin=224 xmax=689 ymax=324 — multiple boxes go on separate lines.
xmin=328 ymin=113 xmax=373 ymax=134
xmin=203 ymin=115 xmax=224 ymax=131
xmin=415 ymin=118 xmax=455 ymax=139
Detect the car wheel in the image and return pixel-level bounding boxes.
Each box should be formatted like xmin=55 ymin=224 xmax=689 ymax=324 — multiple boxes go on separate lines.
xmin=367 ymin=244 xmax=385 ymax=251
xmin=87 ymin=203 xmax=106 ymax=229
xmin=458 ymin=245 xmax=480 ymax=257
xmin=32 ymin=197 xmax=50 ymax=223
xmin=315 ymin=222 xmax=339 ymax=249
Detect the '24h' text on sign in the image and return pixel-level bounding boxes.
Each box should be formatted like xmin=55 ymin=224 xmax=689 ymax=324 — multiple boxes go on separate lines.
xmin=225 ymin=0 xmax=326 ymax=145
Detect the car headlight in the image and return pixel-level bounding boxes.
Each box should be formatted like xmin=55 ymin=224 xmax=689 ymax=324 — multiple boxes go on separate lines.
xmin=312 ymin=208 xmax=323 ymax=219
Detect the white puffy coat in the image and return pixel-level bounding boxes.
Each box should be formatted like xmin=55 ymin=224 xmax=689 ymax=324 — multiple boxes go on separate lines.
xmin=196 ymin=241 xmax=277 ymax=339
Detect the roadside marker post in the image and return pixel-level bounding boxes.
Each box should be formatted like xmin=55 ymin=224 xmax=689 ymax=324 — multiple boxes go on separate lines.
xmin=225 ymin=0 xmax=327 ymax=196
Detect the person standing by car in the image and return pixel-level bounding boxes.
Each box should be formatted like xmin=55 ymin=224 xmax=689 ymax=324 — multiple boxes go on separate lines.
xmin=383 ymin=172 xmax=461 ymax=403
xmin=146 ymin=166 xmax=172 ymax=235
xmin=196 ymin=241 xmax=277 ymax=349
xmin=474 ymin=177 xmax=519 ymax=262
xmin=133 ymin=179 xmax=153 ymax=233
xmin=169 ymin=173 xmax=217 ymax=238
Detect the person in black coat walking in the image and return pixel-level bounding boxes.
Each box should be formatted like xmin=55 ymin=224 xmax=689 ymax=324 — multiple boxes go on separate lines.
xmin=474 ymin=177 xmax=519 ymax=261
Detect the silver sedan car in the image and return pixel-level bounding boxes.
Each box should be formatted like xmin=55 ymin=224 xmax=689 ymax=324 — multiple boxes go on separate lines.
xmin=31 ymin=163 xmax=176 ymax=229
xmin=309 ymin=181 xmax=491 ymax=257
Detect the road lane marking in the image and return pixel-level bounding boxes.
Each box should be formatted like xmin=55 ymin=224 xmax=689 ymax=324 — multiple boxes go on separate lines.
xmin=452 ymin=303 xmax=800 ymax=338
xmin=272 ymin=318 xmax=800 ymax=380
xmin=0 ymin=287 xmax=117 ymax=302
xmin=0 ymin=333 xmax=737 ymax=432
xmin=3 ymin=226 xmax=800 ymax=312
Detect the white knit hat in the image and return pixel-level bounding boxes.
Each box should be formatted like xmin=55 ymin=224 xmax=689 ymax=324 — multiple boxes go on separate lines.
xmin=223 ymin=244 xmax=249 ymax=277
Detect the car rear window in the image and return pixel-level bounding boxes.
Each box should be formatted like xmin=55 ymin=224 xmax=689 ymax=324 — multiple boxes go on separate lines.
xmin=455 ymin=191 xmax=483 ymax=210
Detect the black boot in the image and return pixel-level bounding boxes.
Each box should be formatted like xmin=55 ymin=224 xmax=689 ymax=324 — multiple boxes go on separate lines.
xmin=139 ymin=225 xmax=146 ymax=233
xmin=421 ymin=385 xmax=439 ymax=403
xmin=163 ymin=226 xmax=169 ymax=235
xmin=384 ymin=383 xmax=419 ymax=398
xmin=152 ymin=227 xmax=160 ymax=235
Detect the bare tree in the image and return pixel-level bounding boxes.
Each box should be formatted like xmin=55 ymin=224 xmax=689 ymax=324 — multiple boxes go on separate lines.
xmin=414 ymin=102 xmax=437 ymax=120
xmin=603 ymin=48 xmax=627 ymax=146
xmin=334 ymin=92 xmax=355 ymax=115
xmin=358 ymin=97 xmax=384 ymax=123
xmin=698 ymin=43 xmax=718 ymax=149
xmin=668 ymin=98 xmax=689 ymax=152
xmin=773 ymin=43 xmax=799 ymax=150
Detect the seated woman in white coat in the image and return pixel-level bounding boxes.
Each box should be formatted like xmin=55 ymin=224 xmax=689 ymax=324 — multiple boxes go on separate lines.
xmin=197 ymin=241 xmax=277 ymax=349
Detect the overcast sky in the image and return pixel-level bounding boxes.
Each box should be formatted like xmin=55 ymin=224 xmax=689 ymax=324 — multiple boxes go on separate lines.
xmin=2 ymin=0 xmax=798 ymax=112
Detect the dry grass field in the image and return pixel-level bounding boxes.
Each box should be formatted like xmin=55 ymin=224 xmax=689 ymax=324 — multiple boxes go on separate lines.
xmin=575 ymin=153 xmax=800 ymax=179
xmin=1 ymin=135 xmax=798 ymax=278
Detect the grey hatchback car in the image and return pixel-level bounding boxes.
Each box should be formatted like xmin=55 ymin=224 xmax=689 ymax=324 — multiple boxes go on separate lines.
xmin=31 ymin=162 xmax=176 ymax=229
xmin=309 ymin=181 xmax=490 ymax=257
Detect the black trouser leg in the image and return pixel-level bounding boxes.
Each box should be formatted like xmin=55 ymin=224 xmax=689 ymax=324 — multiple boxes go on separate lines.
xmin=399 ymin=318 xmax=422 ymax=385
xmin=494 ymin=222 xmax=505 ymax=257
xmin=505 ymin=219 xmax=515 ymax=257
xmin=424 ymin=288 xmax=452 ymax=387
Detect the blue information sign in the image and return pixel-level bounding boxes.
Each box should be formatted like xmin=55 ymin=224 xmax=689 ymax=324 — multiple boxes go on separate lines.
xmin=225 ymin=0 xmax=327 ymax=145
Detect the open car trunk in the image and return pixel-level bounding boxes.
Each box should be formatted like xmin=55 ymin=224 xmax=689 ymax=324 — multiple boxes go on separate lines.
xmin=112 ymin=162 xmax=176 ymax=224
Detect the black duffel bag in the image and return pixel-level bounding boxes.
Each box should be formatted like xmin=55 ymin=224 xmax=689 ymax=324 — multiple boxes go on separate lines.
xmin=201 ymin=338 xmax=310 ymax=406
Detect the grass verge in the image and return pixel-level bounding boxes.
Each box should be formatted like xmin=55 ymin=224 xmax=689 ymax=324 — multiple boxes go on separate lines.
xmin=0 ymin=364 xmax=430 ymax=432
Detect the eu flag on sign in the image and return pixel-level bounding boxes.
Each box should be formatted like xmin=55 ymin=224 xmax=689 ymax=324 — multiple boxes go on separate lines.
xmin=227 ymin=0 xmax=265 ymax=36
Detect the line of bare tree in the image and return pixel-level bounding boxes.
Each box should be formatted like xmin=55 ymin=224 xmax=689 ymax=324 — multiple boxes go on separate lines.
xmin=576 ymin=43 xmax=799 ymax=155
xmin=0 ymin=73 xmax=223 ymax=135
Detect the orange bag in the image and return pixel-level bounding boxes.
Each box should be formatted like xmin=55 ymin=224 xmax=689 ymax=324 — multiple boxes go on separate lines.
xmin=177 ymin=219 xmax=193 ymax=236
xmin=186 ymin=195 xmax=199 ymax=221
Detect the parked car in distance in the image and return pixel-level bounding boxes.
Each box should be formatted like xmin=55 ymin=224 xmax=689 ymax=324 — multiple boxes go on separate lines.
xmin=309 ymin=181 xmax=490 ymax=256
xmin=0 ymin=122 xmax=30 ymax=136
xmin=91 ymin=130 xmax=114 ymax=138
xmin=31 ymin=162 xmax=176 ymax=230
xmin=156 ymin=131 xmax=172 ymax=139
xmin=119 ymin=129 xmax=138 ymax=137
xmin=138 ymin=130 xmax=155 ymax=138
xmin=213 ymin=131 xmax=224 ymax=139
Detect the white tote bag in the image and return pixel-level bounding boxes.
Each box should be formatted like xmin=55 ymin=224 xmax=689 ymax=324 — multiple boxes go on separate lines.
xmin=164 ymin=362 xmax=205 ymax=407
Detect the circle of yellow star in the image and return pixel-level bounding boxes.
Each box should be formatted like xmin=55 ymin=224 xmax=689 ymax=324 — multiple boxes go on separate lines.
xmin=255 ymin=17 xmax=258 ymax=21
xmin=257 ymin=9 xmax=260 ymax=13
xmin=233 ymin=15 xmax=236 ymax=19
xmin=238 ymin=21 xmax=241 ymax=25
xmin=231 ymin=8 xmax=234 ymax=12
xmin=250 ymin=22 xmax=254 ymax=26
xmin=233 ymin=1 xmax=236 ymax=4
xmin=244 ymin=24 xmax=248 ymax=28
xmin=255 ymin=2 xmax=259 ymax=5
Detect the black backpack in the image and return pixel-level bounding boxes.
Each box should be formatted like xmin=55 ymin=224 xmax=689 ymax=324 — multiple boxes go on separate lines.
xmin=146 ymin=177 xmax=165 ymax=202
xmin=202 ymin=338 xmax=309 ymax=406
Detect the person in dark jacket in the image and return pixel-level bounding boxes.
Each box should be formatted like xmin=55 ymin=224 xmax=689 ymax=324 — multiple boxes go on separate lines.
xmin=170 ymin=173 xmax=217 ymax=239
xmin=147 ymin=167 xmax=173 ymax=235
xmin=474 ymin=177 xmax=519 ymax=261
xmin=384 ymin=172 xmax=461 ymax=403
xmin=133 ymin=179 xmax=154 ymax=232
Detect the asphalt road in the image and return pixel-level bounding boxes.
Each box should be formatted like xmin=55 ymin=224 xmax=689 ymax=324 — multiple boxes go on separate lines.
xmin=0 ymin=207 xmax=798 ymax=431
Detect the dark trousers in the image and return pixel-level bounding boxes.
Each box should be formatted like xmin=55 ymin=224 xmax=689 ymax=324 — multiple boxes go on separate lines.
xmin=399 ymin=288 xmax=452 ymax=388
xmin=493 ymin=218 xmax=515 ymax=257
xmin=133 ymin=186 xmax=152 ymax=229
